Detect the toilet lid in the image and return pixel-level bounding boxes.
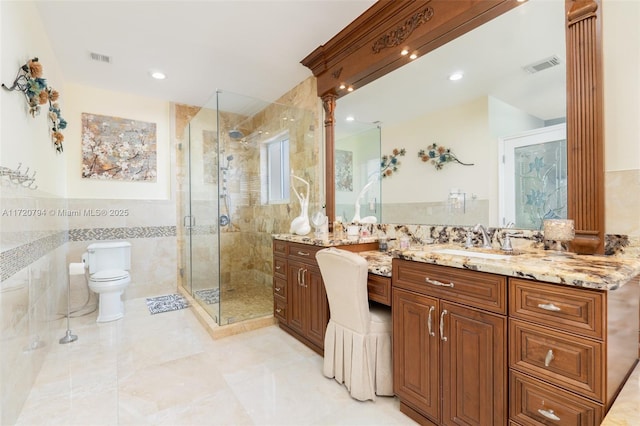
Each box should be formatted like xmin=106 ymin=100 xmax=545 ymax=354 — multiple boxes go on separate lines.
xmin=91 ymin=269 xmax=129 ymax=281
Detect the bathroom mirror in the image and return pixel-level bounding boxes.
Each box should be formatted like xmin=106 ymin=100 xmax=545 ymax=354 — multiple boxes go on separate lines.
xmin=334 ymin=0 xmax=566 ymax=229
xmin=304 ymin=0 xmax=604 ymax=253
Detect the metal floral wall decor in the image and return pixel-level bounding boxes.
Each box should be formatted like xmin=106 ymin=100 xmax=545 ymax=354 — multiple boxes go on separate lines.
xmin=381 ymin=148 xmax=406 ymax=178
xmin=81 ymin=113 xmax=157 ymax=181
xmin=1 ymin=57 xmax=67 ymax=152
xmin=418 ymin=143 xmax=473 ymax=170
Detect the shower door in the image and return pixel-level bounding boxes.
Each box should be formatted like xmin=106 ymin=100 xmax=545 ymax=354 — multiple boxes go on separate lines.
xmin=180 ymin=105 xmax=221 ymax=324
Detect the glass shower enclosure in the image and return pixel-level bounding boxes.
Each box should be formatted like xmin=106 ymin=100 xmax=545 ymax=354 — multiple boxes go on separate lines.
xmin=178 ymin=90 xmax=317 ymax=325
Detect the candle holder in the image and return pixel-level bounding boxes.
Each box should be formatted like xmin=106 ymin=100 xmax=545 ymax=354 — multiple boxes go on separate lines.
xmin=543 ymin=219 xmax=575 ymax=254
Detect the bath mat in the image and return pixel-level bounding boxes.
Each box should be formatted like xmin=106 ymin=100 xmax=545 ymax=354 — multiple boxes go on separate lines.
xmin=194 ymin=287 xmax=220 ymax=305
xmin=145 ymin=294 xmax=189 ymax=315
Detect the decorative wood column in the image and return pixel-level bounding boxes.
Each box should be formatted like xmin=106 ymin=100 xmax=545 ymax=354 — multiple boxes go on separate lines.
xmin=322 ymin=93 xmax=337 ymax=230
xmin=566 ymin=0 xmax=604 ymax=254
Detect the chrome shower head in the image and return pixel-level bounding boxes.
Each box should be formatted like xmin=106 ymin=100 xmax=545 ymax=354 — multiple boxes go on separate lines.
xmin=228 ymin=129 xmax=244 ymax=139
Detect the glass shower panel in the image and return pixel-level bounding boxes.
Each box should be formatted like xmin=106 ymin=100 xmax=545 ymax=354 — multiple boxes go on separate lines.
xmin=215 ymin=90 xmax=318 ymax=325
xmin=184 ymin=103 xmax=221 ymax=323
xmin=180 ymin=89 xmax=318 ymax=326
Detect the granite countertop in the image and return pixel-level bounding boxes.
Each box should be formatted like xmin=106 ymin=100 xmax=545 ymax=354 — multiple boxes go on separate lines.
xmin=273 ymin=233 xmax=378 ymax=247
xmin=274 ymin=234 xmax=640 ymax=290
xmin=394 ymin=244 xmax=640 ymax=291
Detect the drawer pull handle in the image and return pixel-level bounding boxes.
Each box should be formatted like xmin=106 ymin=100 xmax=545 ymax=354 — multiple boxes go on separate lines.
xmin=275 ymin=287 xmax=281 ymax=292
xmin=276 ymin=308 xmax=282 ymax=313
xmin=427 ymin=306 xmax=436 ymax=337
xmin=297 ymin=251 xmax=310 ymax=256
xmin=439 ymin=309 xmax=448 ymax=341
xmin=538 ymin=303 xmax=561 ymax=312
xmin=537 ymin=408 xmax=560 ymax=421
xmin=275 ymin=266 xmax=281 ymax=270
xmin=544 ymin=349 xmax=555 ymax=367
xmin=425 ymin=277 xmax=454 ymax=288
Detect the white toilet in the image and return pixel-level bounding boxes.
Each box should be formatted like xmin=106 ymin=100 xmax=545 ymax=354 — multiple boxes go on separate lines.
xmin=83 ymin=241 xmax=132 ymax=322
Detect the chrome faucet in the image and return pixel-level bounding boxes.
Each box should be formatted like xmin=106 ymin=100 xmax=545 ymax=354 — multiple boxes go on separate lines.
xmin=473 ymin=224 xmax=492 ymax=249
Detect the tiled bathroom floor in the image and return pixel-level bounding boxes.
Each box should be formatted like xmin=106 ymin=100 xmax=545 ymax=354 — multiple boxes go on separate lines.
xmin=15 ymin=297 xmax=413 ymax=425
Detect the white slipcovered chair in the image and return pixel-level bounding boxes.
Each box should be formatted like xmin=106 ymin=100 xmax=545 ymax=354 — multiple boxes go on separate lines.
xmin=315 ymin=247 xmax=393 ymax=401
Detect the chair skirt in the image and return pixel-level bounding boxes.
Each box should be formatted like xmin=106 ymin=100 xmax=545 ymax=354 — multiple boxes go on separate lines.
xmin=323 ymin=320 xmax=393 ymax=401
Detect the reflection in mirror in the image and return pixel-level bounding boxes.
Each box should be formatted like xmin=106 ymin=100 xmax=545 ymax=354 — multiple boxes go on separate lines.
xmin=335 ymin=121 xmax=381 ymax=224
xmin=334 ymin=0 xmax=566 ymax=229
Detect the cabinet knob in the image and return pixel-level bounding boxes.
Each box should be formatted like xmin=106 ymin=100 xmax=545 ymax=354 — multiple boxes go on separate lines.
xmin=537 ymin=408 xmax=560 ymax=421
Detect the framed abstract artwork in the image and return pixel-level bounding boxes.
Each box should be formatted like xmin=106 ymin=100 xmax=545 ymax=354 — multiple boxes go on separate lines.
xmin=81 ymin=113 xmax=157 ymax=181
xmin=335 ymin=149 xmax=353 ymax=192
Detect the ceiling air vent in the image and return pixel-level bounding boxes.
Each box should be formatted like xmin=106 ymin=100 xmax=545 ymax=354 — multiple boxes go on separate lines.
xmin=523 ymin=55 xmax=561 ymax=74
xmin=89 ymin=52 xmax=112 ymax=64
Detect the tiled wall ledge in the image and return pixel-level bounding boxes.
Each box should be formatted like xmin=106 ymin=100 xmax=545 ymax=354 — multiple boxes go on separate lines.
xmin=68 ymin=226 xmax=176 ymax=241
xmin=1 ymin=226 xmax=176 ymax=282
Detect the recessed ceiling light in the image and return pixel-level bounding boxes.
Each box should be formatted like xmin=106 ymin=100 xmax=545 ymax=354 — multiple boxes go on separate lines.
xmin=150 ymin=71 xmax=166 ymax=80
xmin=448 ymin=71 xmax=464 ymax=81
xmin=401 ymin=49 xmax=409 ymax=56
xmin=409 ymin=52 xmax=418 ymax=60
xmin=347 ymin=86 xmax=354 ymax=92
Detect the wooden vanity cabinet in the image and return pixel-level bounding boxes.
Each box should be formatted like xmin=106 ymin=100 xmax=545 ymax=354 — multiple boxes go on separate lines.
xmin=392 ymin=258 xmax=508 ymax=425
xmin=508 ymin=276 xmax=639 ymax=425
xmin=273 ymin=239 xmax=378 ymax=355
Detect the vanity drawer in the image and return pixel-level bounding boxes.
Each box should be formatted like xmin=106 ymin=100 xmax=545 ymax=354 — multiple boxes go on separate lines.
xmin=367 ymin=274 xmax=391 ymax=306
xmin=273 ymin=277 xmax=287 ymax=299
xmin=287 ymin=242 xmax=322 ymax=264
xmin=510 ymin=371 xmax=603 ymax=426
xmin=509 ymin=319 xmax=603 ymax=401
xmin=273 ymin=256 xmax=286 ymax=278
xmin=509 ymin=278 xmax=604 ymax=339
xmin=274 ymin=296 xmax=287 ymax=323
xmin=392 ymin=259 xmax=507 ymax=314
xmin=273 ymin=239 xmax=287 ymax=255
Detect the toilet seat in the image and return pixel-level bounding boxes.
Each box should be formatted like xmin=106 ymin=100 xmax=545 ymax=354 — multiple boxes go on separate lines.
xmin=91 ymin=269 xmax=129 ymax=281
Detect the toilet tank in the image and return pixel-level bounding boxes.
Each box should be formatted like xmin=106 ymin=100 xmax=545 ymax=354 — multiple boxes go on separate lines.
xmin=86 ymin=241 xmax=131 ymax=274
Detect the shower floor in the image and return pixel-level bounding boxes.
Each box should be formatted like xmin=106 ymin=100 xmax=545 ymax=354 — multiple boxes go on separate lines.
xmin=193 ymin=281 xmax=273 ymax=325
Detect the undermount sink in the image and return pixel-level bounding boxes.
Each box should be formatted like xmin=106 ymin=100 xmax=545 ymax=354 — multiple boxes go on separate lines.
xmin=432 ymin=248 xmax=513 ymax=260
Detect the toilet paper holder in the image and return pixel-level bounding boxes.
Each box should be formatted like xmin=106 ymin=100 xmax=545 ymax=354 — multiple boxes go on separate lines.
xmin=59 ymin=262 xmax=82 ymax=344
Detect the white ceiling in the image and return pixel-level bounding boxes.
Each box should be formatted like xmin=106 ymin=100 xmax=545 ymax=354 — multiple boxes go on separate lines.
xmin=336 ymin=0 xmax=567 ymax=137
xmin=34 ymin=0 xmax=377 ymax=107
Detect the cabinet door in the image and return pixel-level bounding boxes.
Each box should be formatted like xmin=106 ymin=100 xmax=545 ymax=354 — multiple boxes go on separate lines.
xmin=287 ymin=260 xmax=306 ymax=336
xmin=306 ymin=266 xmax=328 ymax=349
xmin=441 ymin=301 xmax=507 ymax=426
xmin=393 ymin=288 xmax=441 ymax=422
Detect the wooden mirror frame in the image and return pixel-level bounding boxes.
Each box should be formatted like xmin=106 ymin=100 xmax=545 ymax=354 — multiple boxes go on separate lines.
xmin=301 ymin=0 xmax=603 ymax=254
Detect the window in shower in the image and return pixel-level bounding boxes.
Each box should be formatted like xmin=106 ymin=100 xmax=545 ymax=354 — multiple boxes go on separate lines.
xmin=263 ymin=132 xmax=290 ymax=204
